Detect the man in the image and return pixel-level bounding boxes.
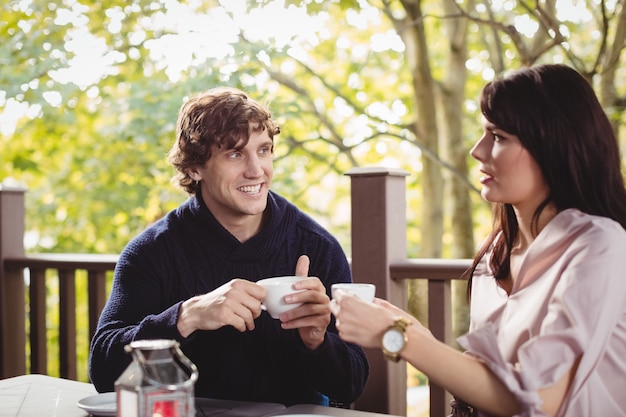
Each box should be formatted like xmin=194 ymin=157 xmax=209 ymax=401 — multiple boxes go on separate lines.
xmin=88 ymin=87 xmax=369 ymax=407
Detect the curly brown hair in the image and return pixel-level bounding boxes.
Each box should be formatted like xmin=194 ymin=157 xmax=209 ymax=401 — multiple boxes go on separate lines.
xmin=168 ymin=87 xmax=281 ymax=194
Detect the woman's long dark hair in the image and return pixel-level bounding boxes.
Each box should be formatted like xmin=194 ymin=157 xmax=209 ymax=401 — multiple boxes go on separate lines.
xmin=464 ymin=64 xmax=626 ymax=297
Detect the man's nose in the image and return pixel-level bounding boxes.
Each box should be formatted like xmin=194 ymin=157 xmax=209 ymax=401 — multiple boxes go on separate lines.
xmin=245 ymin=155 xmax=264 ymax=177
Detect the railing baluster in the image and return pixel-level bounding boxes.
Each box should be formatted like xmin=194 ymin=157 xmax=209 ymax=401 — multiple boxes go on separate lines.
xmin=0 ymin=267 xmax=26 ymax=377
xmin=59 ymin=268 xmax=77 ymax=380
xmin=427 ymin=278 xmax=453 ymax=417
xmin=88 ymin=269 xmax=107 ymax=342
xmin=29 ymin=267 xmax=47 ymax=374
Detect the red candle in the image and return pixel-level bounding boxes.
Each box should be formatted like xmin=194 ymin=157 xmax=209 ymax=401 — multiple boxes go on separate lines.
xmin=152 ymin=400 xmax=179 ymax=417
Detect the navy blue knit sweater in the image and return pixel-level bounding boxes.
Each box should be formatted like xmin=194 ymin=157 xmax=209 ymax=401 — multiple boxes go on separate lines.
xmin=88 ymin=190 xmax=369 ymax=406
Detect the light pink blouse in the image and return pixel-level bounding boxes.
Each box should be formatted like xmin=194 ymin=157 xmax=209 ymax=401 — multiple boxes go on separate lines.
xmin=458 ymin=209 xmax=626 ymax=416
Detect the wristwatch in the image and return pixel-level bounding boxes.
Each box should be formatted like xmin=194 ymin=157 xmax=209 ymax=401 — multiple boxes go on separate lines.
xmin=381 ymin=317 xmax=411 ymax=362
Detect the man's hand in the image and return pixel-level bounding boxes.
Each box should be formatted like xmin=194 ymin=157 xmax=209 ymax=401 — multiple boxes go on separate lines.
xmin=177 ymin=279 xmax=266 ymax=338
xmin=279 ymin=255 xmax=331 ymax=350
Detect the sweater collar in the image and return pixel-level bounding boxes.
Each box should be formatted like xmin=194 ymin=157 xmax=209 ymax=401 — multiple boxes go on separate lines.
xmin=188 ymin=190 xmax=295 ymax=261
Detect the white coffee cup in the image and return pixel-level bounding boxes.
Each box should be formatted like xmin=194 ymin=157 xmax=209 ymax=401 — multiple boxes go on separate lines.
xmin=257 ymin=276 xmax=306 ymax=319
xmin=331 ymin=283 xmax=376 ymax=303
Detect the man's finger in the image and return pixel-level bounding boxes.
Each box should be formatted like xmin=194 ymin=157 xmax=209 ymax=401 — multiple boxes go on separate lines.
xmin=295 ymin=254 xmax=310 ymax=277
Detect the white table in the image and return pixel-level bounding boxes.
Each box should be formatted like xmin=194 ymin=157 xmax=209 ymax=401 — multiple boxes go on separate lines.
xmin=0 ymin=374 xmax=400 ymax=417
xmin=0 ymin=374 xmax=97 ymax=417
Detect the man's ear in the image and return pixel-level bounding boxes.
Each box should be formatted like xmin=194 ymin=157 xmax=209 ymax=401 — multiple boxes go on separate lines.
xmin=187 ymin=169 xmax=202 ymax=182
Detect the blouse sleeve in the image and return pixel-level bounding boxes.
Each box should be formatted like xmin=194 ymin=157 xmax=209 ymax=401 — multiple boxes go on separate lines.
xmin=457 ymin=324 xmax=544 ymax=415
xmin=458 ymin=214 xmax=626 ymax=416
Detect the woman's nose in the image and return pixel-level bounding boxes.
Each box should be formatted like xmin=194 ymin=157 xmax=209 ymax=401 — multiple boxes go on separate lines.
xmin=469 ymin=135 xmax=487 ymax=162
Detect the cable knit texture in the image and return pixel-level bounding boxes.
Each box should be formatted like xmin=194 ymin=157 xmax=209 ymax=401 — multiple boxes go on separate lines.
xmin=89 ymin=190 xmax=369 ymax=406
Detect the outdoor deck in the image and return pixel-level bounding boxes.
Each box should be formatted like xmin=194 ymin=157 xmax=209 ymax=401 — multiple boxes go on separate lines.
xmin=0 ymin=167 xmax=472 ymax=417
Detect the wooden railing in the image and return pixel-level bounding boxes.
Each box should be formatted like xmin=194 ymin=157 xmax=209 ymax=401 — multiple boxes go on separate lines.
xmin=0 ymin=168 xmax=472 ymax=417
xmin=2 ymin=254 xmax=117 ymax=380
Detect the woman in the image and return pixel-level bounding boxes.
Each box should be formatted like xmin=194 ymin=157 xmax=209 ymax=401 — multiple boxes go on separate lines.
xmin=331 ymin=64 xmax=626 ymax=416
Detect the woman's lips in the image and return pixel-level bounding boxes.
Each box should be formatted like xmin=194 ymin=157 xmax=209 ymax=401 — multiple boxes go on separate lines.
xmin=479 ymin=172 xmax=493 ymax=184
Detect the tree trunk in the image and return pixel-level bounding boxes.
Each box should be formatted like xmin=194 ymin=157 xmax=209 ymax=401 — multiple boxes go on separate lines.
xmin=439 ymin=0 xmax=474 ymax=342
xmin=397 ymin=0 xmax=444 ymax=324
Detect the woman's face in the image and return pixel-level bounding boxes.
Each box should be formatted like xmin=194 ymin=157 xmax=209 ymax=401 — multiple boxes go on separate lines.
xmin=470 ymin=117 xmax=549 ymax=213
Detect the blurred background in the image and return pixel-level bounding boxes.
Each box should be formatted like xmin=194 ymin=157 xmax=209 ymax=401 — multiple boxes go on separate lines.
xmin=3 ymin=1 xmax=626 ymax=413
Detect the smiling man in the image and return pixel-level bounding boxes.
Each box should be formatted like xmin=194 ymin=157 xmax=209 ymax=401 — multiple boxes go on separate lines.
xmin=88 ymin=87 xmax=369 ymax=407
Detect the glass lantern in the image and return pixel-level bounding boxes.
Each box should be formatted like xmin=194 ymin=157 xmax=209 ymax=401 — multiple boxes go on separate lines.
xmin=115 ymin=339 xmax=198 ymax=417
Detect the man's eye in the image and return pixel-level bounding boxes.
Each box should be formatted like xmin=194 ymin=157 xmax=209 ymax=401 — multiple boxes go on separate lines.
xmin=228 ymin=151 xmax=242 ymax=159
xmin=259 ymin=146 xmax=271 ymax=155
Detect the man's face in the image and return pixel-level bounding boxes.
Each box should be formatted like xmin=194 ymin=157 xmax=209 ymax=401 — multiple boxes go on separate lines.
xmin=192 ymin=129 xmax=274 ymax=229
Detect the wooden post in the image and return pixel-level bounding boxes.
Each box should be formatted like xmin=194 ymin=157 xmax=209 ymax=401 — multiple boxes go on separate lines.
xmin=0 ymin=186 xmax=27 ymax=378
xmin=346 ymin=167 xmax=409 ymax=416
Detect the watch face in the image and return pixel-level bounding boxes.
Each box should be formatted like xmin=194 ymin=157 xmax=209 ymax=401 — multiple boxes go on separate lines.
xmin=383 ymin=329 xmax=405 ymax=353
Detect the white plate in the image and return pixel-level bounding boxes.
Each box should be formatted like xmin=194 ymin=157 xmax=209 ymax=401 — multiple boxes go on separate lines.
xmin=76 ymin=392 xmax=117 ymax=416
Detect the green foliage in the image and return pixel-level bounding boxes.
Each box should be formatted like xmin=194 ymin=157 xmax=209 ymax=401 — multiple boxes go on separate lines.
xmin=3 ymin=0 xmax=626 ymax=255
xmin=3 ymin=0 xmax=626 ymax=381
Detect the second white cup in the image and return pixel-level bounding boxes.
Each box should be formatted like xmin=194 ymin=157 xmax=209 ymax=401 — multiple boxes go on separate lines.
xmin=331 ymin=283 xmax=376 ymax=303
xmin=257 ymin=276 xmax=306 ymax=319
